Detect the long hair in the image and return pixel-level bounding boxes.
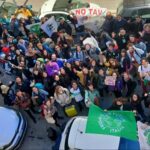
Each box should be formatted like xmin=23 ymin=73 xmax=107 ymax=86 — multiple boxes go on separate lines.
xmin=54 ymin=85 xmax=62 ymax=97
xmin=130 ymin=93 xmax=140 ymax=103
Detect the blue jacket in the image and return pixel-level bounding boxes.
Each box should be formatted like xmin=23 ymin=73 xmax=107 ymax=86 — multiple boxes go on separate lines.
xmin=127 ymin=46 xmax=144 ymax=64
xmin=43 ymin=43 xmax=54 ymax=54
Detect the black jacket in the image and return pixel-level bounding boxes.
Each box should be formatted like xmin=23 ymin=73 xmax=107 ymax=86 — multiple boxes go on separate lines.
xmin=109 ymin=103 xmax=132 ymax=111
xmin=116 ymin=34 xmax=129 ymax=50
xmin=58 ymin=22 xmax=72 ymax=35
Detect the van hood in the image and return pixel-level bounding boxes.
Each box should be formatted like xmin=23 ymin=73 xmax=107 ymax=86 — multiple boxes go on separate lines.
xmin=0 ymin=107 xmax=20 ymax=149
xmin=68 ymin=117 xmax=120 ymax=150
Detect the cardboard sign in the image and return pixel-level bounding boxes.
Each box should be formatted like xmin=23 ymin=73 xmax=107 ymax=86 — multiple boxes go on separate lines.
xmin=105 ymin=76 xmax=116 ymax=86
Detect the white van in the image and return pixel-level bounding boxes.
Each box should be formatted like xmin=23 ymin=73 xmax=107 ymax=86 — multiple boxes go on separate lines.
xmin=117 ymin=0 xmax=150 ymax=22
xmin=58 ymin=116 xmax=140 ymax=150
xmin=0 ymin=107 xmax=27 ymax=150
xmin=39 ymin=0 xmax=108 ymax=33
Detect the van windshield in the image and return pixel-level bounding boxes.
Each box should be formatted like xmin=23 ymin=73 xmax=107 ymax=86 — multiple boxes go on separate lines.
xmin=68 ymin=2 xmax=90 ymax=11
xmin=53 ymin=0 xmax=89 ymax=12
xmin=123 ymin=0 xmax=150 ymax=7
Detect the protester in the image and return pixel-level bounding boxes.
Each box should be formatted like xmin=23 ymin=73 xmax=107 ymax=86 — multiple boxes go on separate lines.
xmin=102 ymin=11 xmax=115 ymax=34
xmin=14 ymin=90 xmax=37 ymax=123
xmin=70 ymin=80 xmax=85 ymax=111
xmin=109 ymin=97 xmax=132 ymax=111
xmin=54 ymin=85 xmax=71 ymax=107
xmin=41 ymin=97 xmax=63 ymax=127
xmin=138 ymin=57 xmax=150 ymax=92
xmin=129 ymin=93 xmax=146 ymax=121
xmin=113 ymin=15 xmax=127 ymax=33
xmin=122 ymin=72 xmax=137 ymax=97
xmin=85 ymin=82 xmax=100 ymax=107
xmin=0 ymin=81 xmax=15 ymax=105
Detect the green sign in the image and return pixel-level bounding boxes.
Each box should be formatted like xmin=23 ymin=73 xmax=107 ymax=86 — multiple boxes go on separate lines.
xmin=86 ymin=104 xmax=137 ymax=141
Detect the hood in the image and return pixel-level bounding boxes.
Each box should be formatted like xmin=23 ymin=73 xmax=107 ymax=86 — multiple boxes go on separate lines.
xmin=0 ymin=107 xmax=20 ymax=149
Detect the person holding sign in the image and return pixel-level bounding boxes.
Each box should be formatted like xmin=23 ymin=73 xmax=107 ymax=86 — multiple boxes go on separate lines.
xmin=105 ymin=72 xmax=123 ymax=98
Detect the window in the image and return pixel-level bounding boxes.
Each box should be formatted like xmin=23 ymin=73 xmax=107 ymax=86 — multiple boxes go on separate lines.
xmin=68 ymin=2 xmax=89 ymax=11
xmin=138 ymin=8 xmax=150 ymax=18
xmin=45 ymin=13 xmax=68 ymax=22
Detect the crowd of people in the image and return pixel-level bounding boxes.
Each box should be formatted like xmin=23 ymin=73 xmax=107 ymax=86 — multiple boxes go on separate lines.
xmin=0 ymin=11 xmax=150 ymax=128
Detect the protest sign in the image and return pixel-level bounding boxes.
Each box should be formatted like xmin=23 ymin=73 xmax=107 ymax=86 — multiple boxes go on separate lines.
xmin=41 ymin=16 xmax=58 ymax=37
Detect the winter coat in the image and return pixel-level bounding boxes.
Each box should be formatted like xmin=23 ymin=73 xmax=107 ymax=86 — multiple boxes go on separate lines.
xmin=54 ymin=88 xmax=71 ymax=106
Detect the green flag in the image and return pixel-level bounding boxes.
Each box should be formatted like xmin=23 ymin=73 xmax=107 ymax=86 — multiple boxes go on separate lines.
xmin=86 ymin=104 xmax=137 ymax=141
xmin=26 ymin=23 xmax=41 ymax=35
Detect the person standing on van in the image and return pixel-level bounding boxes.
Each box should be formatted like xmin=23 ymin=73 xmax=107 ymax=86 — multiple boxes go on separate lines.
xmin=58 ymin=18 xmax=72 ymax=35
xmin=102 ymin=11 xmax=115 ymax=35
xmin=113 ymin=15 xmax=127 ymax=33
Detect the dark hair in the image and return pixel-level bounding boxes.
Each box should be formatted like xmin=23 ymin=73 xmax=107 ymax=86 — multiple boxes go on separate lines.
xmin=121 ymin=49 xmax=126 ymax=53
xmin=71 ymin=80 xmax=78 ymax=86
xmin=141 ymin=57 xmax=148 ymax=62
xmin=119 ymin=28 xmax=125 ymax=31
xmin=87 ymin=82 xmax=94 ymax=90
xmin=129 ymin=34 xmax=136 ymax=38
xmin=130 ymin=93 xmax=140 ymax=102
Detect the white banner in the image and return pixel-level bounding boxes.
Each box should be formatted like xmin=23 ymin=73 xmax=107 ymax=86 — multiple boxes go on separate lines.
xmin=137 ymin=121 xmax=150 ymax=150
xmin=41 ymin=16 xmax=58 ymax=37
xmin=83 ymin=36 xmax=101 ymax=51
